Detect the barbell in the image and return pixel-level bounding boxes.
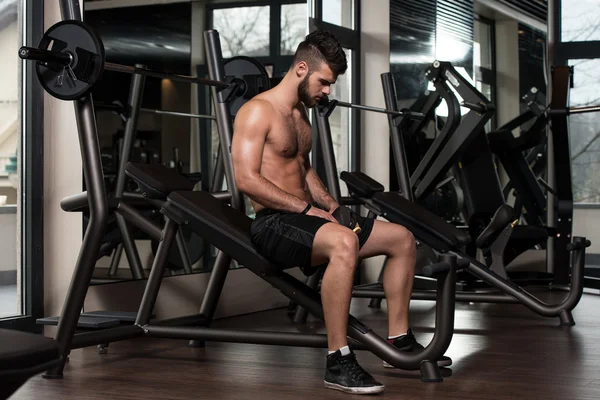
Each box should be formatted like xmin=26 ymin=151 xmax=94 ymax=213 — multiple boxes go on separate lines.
xmin=317 ymin=95 xmax=425 ymax=120
xmin=18 ymin=20 xmax=271 ymax=108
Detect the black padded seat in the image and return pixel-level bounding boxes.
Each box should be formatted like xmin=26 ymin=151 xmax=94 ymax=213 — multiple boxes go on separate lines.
xmin=0 ymin=329 xmax=62 ymax=399
xmin=340 ymin=170 xmax=471 ymax=252
xmin=371 ymin=192 xmax=471 ymax=252
xmin=167 ymin=191 xmax=286 ymax=276
xmin=125 ymin=162 xmax=195 ymax=199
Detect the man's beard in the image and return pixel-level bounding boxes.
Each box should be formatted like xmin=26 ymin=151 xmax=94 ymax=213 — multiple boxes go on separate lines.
xmin=298 ymin=74 xmax=316 ymax=107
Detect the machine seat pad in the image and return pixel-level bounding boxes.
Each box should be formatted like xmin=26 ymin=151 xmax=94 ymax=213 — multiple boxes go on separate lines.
xmin=125 ymin=162 xmax=195 ymax=199
xmin=167 ymin=191 xmax=288 ymax=276
xmin=0 ymin=329 xmax=61 ymax=374
xmin=340 ymin=171 xmax=385 ymax=198
xmin=371 ymin=192 xmax=471 ymax=250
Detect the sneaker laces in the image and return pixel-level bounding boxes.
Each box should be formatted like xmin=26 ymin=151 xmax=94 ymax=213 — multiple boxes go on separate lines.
xmin=338 ymin=353 xmax=372 ymax=382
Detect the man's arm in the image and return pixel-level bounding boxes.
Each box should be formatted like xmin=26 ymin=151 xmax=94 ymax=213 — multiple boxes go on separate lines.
xmin=304 ymin=161 xmax=339 ymax=212
xmin=232 ymin=100 xmax=312 ymax=213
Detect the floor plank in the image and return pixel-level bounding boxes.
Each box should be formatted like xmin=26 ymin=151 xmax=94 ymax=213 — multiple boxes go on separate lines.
xmin=10 ymin=291 xmax=600 ymax=400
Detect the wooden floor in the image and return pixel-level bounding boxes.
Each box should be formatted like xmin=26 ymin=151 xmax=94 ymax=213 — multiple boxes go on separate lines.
xmin=11 ymin=290 xmax=600 ymax=400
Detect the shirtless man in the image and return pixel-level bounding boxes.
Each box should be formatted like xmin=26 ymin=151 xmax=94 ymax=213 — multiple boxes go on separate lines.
xmin=231 ymin=30 xmax=450 ymax=395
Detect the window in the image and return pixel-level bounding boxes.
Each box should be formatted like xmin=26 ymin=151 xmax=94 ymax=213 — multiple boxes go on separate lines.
xmin=474 ymin=18 xmax=492 ymax=70
xmin=0 ymin=0 xmax=44 ymax=331
xmin=329 ymin=48 xmax=352 ymax=195
xmin=281 ymin=3 xmax=307 ymax=55
xmin=309 ymin=0 xmax=360 ymax=197
xmin=0 ymin=0 xmax=19 ymax=319
xmin=322 ymin=0 xmax=354 ymax=29
xmin=567 ymin=58 xmax=600 ymax=204
xmin=561 ymin=0 xmax=600 ymax=42
xmin=473 ymin=17 xmax=496 ymax=130
xmin=212 ymin=6 xmax=270 ymax=58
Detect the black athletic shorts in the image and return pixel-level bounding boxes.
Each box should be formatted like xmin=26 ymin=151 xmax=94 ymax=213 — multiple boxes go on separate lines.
xmin=250 ymin=204 xmax=375 ymax=276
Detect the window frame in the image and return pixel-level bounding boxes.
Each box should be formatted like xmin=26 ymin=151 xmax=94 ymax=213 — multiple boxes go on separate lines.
xmin=555 ymin=1 xmax=600 ymax=209
xmin=0 ymin=0 xmax=45 ymax=332
xmin=474 ymin=15 xmax=497 ymax=130
xmin=206 ymin=0 xmax=307 ymax=77
xmin=310 ymin=0 xmax=361 ymax=177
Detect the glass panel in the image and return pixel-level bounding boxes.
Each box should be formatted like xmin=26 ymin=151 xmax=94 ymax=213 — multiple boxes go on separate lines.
xmin=567 ymin=59 xmax=600 ymax=204
xmin=322 ymin=0 xmax=354 ymax=29
xmin=476 ymin=81 xmax=493 ymax=132
xmin=281 ymin=3 xmax=308 ymax=55
xmin=213 ymin=6 xmax=270 ymax=58
xmin=474 ymin=19 xmax=492 ymax=70
xmin=0 ymin=0 xmax=21 ymax=318
xmin=561 ymin=0 xmax=600 ymax=42
xmin=329 ymin=48 xmax=352 ymax=196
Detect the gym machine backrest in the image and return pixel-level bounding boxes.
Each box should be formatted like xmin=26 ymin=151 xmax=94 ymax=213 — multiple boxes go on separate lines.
xmin=388 ymin=62 xmax=507 ymax=241
xmin=408 ymin=62 xmax=497 ymax=203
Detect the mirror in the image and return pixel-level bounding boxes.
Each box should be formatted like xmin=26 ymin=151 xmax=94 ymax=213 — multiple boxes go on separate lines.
xmin=83 ymin=0 xmax=308 ymax=285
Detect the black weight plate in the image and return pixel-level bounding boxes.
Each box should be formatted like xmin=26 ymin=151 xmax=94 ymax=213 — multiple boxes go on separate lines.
xmin=36 ymin=20 xmax=105 ymax=100
xmin=224 ymin=56 xmax=271 ymax=117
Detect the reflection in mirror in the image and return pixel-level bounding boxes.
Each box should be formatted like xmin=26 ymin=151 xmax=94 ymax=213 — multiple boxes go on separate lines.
xmin=83 ymin=0 xmax=307 ymax=285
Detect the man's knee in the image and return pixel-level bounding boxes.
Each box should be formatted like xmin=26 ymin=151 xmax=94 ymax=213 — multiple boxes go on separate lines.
xmin=394 ymin=226 xmax=416 ymax=257
xmin=332 ymin=231 xmax=360 ymax=265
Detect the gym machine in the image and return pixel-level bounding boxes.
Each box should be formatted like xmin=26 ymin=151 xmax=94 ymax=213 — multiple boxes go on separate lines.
xmin=306 ymin=67 xmax=589 ymax=327
xmin=19 ymin=2 xmax=461 ymax=383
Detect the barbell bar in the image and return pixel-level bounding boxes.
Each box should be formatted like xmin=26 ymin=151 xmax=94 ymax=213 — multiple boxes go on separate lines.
xmin=18 ymin=20 xmax=270 ymax=104
xmin=318 ymin=95 xmax=425 ymax=120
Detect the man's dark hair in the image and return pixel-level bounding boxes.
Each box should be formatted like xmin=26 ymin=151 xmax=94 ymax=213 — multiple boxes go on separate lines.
xmin=292 ymin=30 xmax=347 ymax=76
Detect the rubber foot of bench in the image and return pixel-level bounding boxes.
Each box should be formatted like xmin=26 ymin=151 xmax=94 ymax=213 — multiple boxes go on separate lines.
xmin=420 ymin=360 xmax=443 ymax=383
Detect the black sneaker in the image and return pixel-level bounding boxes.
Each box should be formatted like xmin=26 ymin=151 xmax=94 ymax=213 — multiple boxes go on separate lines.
xmin=325 ymin=349 xmax=385 ymax=395
xmin=383 ymin=329 xmax=453 ymax=368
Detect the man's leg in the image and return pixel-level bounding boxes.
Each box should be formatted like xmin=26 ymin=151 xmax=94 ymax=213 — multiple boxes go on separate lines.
xmin=311 ymin=222 xmax=385 ymax=394
xmin=310 ymin=223 xmax=360 ymax=351
xmin=358 ymin=220 xmax=416 ymax=337
xmin=358 ymin=219 xmax=452 ymax=367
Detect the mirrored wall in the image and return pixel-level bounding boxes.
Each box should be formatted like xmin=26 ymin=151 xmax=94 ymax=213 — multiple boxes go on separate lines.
xmin=83 ymin=0 xmax=308 ymax=285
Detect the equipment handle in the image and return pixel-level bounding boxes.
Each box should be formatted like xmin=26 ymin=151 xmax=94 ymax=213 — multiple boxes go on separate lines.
xmin=566 ymin=239 xmax=591 ymax=251
xmin=421 ymin=261 xmax=451 ymax=277
xmin=19 ymin=46 xmax=72 ymax=66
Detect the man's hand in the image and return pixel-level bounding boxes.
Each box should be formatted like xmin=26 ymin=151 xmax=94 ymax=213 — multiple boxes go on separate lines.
xmin=330 ymin=205 xmax=362 ymax=234
xmin=327 ymin=202 xmax=340 ymax=214
xmin=306 ymin=206 xmax=338 ymax=223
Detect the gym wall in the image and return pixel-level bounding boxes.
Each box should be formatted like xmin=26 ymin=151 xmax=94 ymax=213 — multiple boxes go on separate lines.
xmin=359 ymin=0 xmax=390 ymax=283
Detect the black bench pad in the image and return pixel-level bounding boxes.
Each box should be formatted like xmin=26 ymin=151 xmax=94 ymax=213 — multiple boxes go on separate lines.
xmin=340 ymin=171 xmax=385 ymax=198
xmin=167 ymin=191 xmax=288 ymax=276
xmin=0 ymin=329 xmax=61 ymax=374
xmin=372 ymin=192 xmax=471 ymax=251
xmin=125 ymin=163 xmax=195 ymax=199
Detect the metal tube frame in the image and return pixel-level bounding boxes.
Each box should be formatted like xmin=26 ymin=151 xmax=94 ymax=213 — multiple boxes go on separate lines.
xmin=140 ymin=108 xmax=216 ymax=120
xmin=351 ymin=194 xmax=587 ymax=325
xmin=46 ymin=0 xmax=105 ymax=378
xmin=411 ymin=62 xmax=496 ymax=200
xmin=546 ymin=0 xmax=558 ymax=280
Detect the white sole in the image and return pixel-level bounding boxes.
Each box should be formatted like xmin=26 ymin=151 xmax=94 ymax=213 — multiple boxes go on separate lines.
xmin=324 ymin=381 xmax=385 ymax=395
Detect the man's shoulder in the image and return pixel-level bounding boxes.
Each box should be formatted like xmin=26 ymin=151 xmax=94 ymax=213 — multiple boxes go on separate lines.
xmin=239 ymin=97 xmax=275 ymax=117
